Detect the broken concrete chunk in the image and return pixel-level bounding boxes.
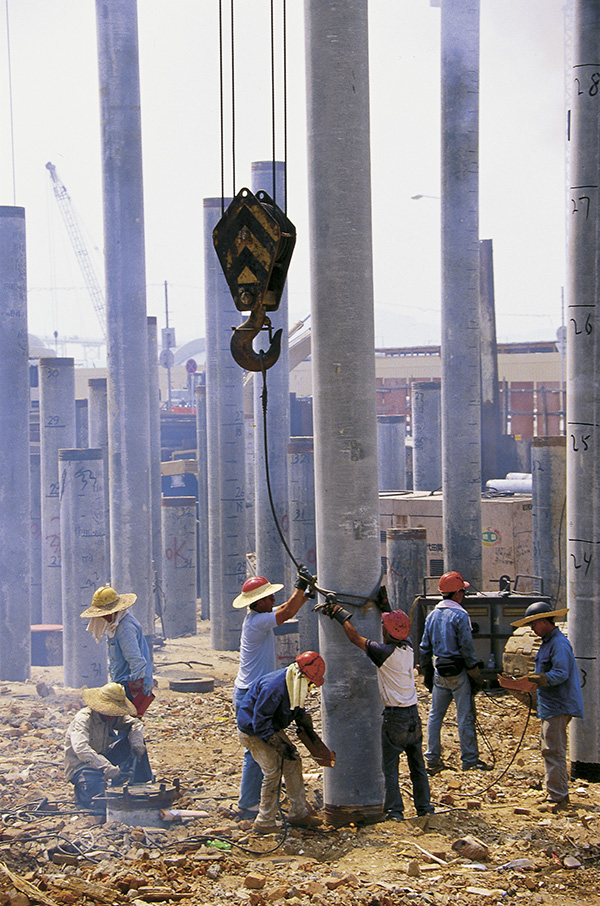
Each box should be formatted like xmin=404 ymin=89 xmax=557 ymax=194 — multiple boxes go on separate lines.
xmin=451 ymin=835 xmax=489 ymax=860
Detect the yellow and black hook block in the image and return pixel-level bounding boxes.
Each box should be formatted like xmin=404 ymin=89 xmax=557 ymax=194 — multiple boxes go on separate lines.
xmin=213 ymin=187 xmax=296 ymax=372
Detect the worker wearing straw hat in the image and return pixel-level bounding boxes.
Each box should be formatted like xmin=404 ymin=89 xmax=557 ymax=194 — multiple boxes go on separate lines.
xmin=81 ymin=585 xmax=154 ymax=716
xmin=230 ymin=567 xmax=316 ymax=820
xmin=510 ymin=601 xmax=583 ymax=806
xmin=64 ymin=683 xmax=152 ymax=811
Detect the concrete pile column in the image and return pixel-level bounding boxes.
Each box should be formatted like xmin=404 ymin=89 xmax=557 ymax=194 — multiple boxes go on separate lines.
xmin=288 ymin=437 xmax=318 ymax=651
xmin=88 ymin=377 xmax=110 ymax=577
xmin=0 ymin=206 xmax=30 ymax=680
xmin=204 ymin=197 xmax=245 ymax=650
xmin=59 ymin=449 xmax=108 ymax=687
xmin=39 ymin=357 xmax=76 ymax=624
xmin=386 ymin=528 xmax=428 ymax=658
xmin=440 ymin=0 xmax=482 ymax=586
xmin=95 ymin=0 xmax=154 ymax=634
xmin=567 ymin=0 xmax=600 ymax=779
xmin=148 ymin=317 xmax=163 ymax=613
xmin=30 ymin=451 xmax=42 ymax=625
xmin=161 ymin=496 xmax=197 ymax=638
xmin=305 ymin=0 xmax=384 ymax=823
xmin=252 ymin=161 xmax=290 ymax=588
xmin=377 ymin=415 xmax=406 ymax=492
xmin=76 ymin=399 xmax=89 ymax=448
xmin=412 ymin=381 xmax=442 ymax=492
xmin=532 ymin=437 xmax=566 ymax=607
xmin=195 ymin=381 xmax=210 ymax=620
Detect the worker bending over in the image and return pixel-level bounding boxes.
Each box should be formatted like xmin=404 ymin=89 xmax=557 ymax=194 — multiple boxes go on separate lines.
xmin=237 ymin=651 xmax=326 ymax=834
xmin=64 ymin=682 xmax=152 ymax=811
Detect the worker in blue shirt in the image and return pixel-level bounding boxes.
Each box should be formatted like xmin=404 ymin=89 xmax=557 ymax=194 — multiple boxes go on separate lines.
xmin=419 ymin=571 xmax=489 ymax=773
xmin=511 ymin=601 xmax=583 ymax=806
xmin=81 ymin=586 xmax=154 ymax=716
xmin=237 ymin=651 xmax=326 ymax=834
xmin=231 ymin=568 xmax=315 ymax=819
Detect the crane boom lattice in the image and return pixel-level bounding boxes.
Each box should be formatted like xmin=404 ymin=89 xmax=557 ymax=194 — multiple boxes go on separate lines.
xmin=45 ymin=161 xmax=106 ymax=339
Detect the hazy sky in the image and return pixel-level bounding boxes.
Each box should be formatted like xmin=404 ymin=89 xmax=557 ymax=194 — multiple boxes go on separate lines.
xmin=0 ymin=0 xmax=567 ymax=363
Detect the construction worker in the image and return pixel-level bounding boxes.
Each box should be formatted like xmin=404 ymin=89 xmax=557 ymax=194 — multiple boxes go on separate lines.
xmin=510 ymin=601 xmax=583 ymax=806
xmin=419 ymin=571 xmax=490 ymax=773
xmin=236 ymin=651 xmax=326 ymax=834
xmin=231 ymin=567 xmax=315 ymax=820
xmin=64 ymin=682 xmax=152 ymax=811
xmin=81 ymin=586 xmax=154 ymax=716
xmin=317 ymin=602 xmax=433 ymax=821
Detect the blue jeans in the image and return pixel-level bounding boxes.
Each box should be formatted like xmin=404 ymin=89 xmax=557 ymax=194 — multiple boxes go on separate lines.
xmin=382 ymin=705 xmax=433 ymax=818
xmin=425 ymin=670 xmax=479 ymax=768
xmin=233 ymin=685 xmax=262 ymax=810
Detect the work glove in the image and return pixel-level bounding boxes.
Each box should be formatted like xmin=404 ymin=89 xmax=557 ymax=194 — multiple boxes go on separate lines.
xmin=104 ymin=764 xmax=120 ymax=781
xmin=294 ymin=564 xmax=317 ymax=598
xmin=268 ymin=733 xmax=299 ymax=761
xmin=467 ymin=666 xmax=485 ymax=694
xmin=525 ymin=673 xmax=548 ymax=687
xmin=420 ymin=663 xmax=434 ymax=693
xmin=127 ymin=679 xmax=144 ymax=697
xmin=295 ymin=711 xmax=314 ymax=733
xmin=314 ymin=597 xmax=352 ymax=625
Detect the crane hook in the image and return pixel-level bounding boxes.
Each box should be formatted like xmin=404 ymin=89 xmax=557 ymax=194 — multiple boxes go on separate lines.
xmin=213 ymin=187 xmax=296 ymax=372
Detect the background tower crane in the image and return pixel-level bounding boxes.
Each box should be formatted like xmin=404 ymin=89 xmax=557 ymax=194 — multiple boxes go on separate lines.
xmin=45 ymin=161 xmax=106 ymax=339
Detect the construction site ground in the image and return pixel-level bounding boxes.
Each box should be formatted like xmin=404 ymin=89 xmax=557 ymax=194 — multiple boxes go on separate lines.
xmin=1 ymin=621 xmax=600 ymax=906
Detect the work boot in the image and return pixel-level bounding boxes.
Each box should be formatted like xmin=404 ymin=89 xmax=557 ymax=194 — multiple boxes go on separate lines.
xmin=462 ymin=759 xmax=492 ymax=771
xmin=288 ymin=809 xmax=323 ymax=829
xmin=252 ymin=820 xmax=281 ymax=835
xmin=426 ymin=760 xmax=445 ymax=775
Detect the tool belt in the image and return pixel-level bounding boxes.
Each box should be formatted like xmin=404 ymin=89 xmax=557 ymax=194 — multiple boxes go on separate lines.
xmin=435 ymin=656 xmax=465 ymax=677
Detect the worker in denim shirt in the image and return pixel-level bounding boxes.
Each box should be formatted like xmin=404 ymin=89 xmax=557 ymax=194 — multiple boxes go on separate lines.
xmin=81 ymin=586 xmax=154 ymax=715
xmin=511 ymin=601 xmax=583 ymax=805
xmin=419 ymin=571 xmax=489 ymax=773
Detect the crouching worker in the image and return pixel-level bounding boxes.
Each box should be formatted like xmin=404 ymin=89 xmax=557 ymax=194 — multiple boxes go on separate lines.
xmin=64 ymin=682 xmax=153 ymax=811
xmin=317 ymin=602 xmax=433 ymax=821
xmin=236 ymin=652 xmax=326 ymax=834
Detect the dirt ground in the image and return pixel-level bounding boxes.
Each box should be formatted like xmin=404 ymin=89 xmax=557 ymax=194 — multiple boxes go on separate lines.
xmin=0 ymin=621 xmax=599 ymax=906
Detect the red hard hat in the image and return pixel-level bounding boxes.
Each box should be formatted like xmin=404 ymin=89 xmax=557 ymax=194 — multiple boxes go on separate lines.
xmin=382 ymin=610 xmax=411 ymax=641
xmin=296 ymin=651 xmax=325 ymax=686
xmin=232 ymin=575 xmax=284 ymax=608
xmin=438 ymin=571 xmax=470 ymax=594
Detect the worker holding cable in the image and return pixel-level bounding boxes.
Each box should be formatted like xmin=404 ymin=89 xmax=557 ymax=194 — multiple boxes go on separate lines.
xmin=317 ymin=601 xmax=434 ymax=821
xmin=236 ymin=651 xmax=327 ymax=834
xmin=419 ymin=571 xmax=490 ymax=774
xmin=231 ymin=567 xmax=316 ymax=820
xmin=510 ymin=601 xmax=583 ymax=806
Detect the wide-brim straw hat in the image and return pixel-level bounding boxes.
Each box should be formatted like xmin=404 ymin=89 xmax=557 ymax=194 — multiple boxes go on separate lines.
xmin=232 ymin=578 xmax=284 ymax=609
xmin=82 ymin=682 xmax=137 ymax=717
xmin=80 ymin=585 xmax=137 ymax=619
xmin=511 ymin=607 xmax=569 ymax=628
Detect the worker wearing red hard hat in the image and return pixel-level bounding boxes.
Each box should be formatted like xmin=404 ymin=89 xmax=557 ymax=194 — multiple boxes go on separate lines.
xmin=236 ymin=651 xmax=327 ymax=834
xmin=317 ymin=600 xmax=433 ymax=820
xmin=231 ymin=566 xmax=316 ymax=820
xmin=419 ymin=571 xmax=490 ymax=773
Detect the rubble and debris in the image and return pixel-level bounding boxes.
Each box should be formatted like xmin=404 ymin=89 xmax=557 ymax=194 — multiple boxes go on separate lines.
xmin=0 ymin=625 xmax=597 ymax=905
